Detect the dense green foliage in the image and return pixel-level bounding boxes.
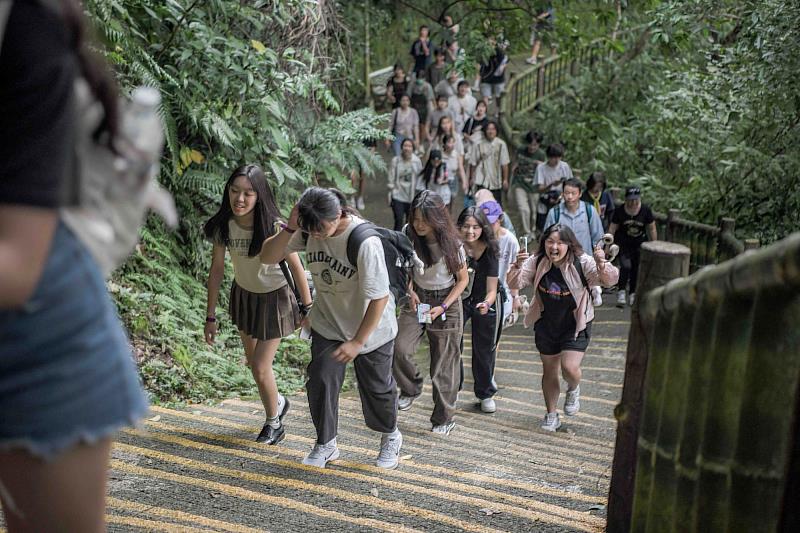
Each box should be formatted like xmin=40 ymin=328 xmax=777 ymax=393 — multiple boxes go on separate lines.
xmin=85 ymin=0 xmax=387 ymax=403
xmin=513 ymin=0 xmax=799 ymax=243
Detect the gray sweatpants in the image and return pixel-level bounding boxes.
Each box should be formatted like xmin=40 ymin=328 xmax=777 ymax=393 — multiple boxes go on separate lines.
xmin=393 ymin=286 xmax=464 ymax=426
xmin=307 ymin=331 xmax=398 ymax=444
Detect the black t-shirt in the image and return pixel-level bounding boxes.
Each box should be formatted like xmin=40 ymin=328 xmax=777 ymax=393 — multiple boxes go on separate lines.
xmin=0 ymin=2 xmax=78 ymax=207
xmin=464 ymin=116 xmax=489 ymax=137
xmin=410 ymin=39 xmax=431 ymax=72
xmin=386 ymin=77 xmax=409 ymax=108
xmin=467 ymin=247 xmax=499 ymax=303
xmin=538 ymin=265 xmax=577 ymax=331
xmin=612 ymin=204 xmax=655 ymax=249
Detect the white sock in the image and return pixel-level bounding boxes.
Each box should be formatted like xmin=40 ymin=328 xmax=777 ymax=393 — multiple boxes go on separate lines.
xmin=266 ymin=415 xmax=281 ymax=429
xmin=383 ymin=428 xmax=401 ymax=439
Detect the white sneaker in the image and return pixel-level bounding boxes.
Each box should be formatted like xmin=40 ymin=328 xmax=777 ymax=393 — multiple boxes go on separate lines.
xmin=541 ymin=412 xmax=562 ymax=432
xmin=592 ymin=286 xmax=603 ymax=307
xmin=356 ymin=196 xmax=365 ymax=211
xmin=480 ymin=398 xmax=496 ymax=413
xmin=376 ymin=430 xmax=403 ymax=469
xmin=302 ymin=440 xmax=340 ymax=468
xmin=431 ymin=421 xmax=455 ymax=435
xmin=629 ymin=293 xmax=636 ymax=306
xmin=525 ymin=57 xmax=538 ymax=65
xmin=397 ymin=395 xmax=415 ymax=411
xmin=564 ymin=385 xmax=581 ymax=416
xmin=616 ymin=290 xmax=627 ymax=307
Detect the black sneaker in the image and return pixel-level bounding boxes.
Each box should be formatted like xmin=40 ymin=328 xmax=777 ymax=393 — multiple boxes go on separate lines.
xmin=255 ymin=396 xmax=290 ymax=444
xmin=256 ymin=423 xmax=285 ymax=445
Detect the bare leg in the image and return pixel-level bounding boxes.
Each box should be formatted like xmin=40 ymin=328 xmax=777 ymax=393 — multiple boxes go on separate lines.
xmin=531 ymin=40 xmax=542 ymax=60
xmin=560 ymin=350 xmax=585 ymax=391
xmin=539 ymin=353 xmax=561 ymax=413
xmin=0 ymin=439 xmax=112 ymax=533
xmin=247 ymin=336 xmax=282 ymax=418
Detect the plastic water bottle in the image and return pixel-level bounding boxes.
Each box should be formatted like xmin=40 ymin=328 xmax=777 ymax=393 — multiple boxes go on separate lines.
xmin=122 ymin=86 xmax=164 ymax=175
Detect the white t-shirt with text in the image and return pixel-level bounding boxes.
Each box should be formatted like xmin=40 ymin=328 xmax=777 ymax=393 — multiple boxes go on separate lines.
xmin=286 ymin=217 xmax=397 ymax=353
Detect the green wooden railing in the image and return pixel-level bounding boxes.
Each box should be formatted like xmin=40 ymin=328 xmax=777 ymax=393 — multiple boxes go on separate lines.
xmin=608 ymin=234 xmax=800 ymax=532
xmin=497 ymin=29 xmax=642 ymax=140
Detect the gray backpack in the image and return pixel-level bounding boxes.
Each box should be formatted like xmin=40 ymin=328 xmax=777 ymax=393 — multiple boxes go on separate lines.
xmin=0 ymin=1 xmax=177 ymax=277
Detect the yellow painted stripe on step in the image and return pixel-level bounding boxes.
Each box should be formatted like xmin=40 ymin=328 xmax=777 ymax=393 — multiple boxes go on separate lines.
xmin=147 ymin=405 xmax=606 ymax=500
xmin=222 ymin=397 xmax=615 ymax=465
xmin=107 ymin=497 xmax=264 ymax=533
xmin=137 ymin=420 xmax=606 ymax=510
xmin=462 ymin=379 xmax=619 ymax=407
xmin=130 ymin=426 xmax=604 ymax=531
xmin=110 ymin=458 xmax=424 ymax=533
xmin=217 ymin=397 xmax=614 ymax=464
xmin=463 ymin=363 xmax=623 ymax=389
xmin=106 ymin=514 xmax=214 ymax=533
xmin=166 ymin=404 xmax=607 ymax=483
xmin=230 ymin=393 xmax=616 ymax=457
xmin=113 ymin=443 xmax=504 ymax=533
xmin=492 ymin=395 xmax=617 ymax=425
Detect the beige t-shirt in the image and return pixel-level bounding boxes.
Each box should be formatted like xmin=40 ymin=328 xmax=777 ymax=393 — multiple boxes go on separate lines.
xmin=228 ymin=220 xmax=288 ymax=294
xmin=286 ymin=216 xmax=397 ymax=353
xmin=470 ymin=137 xmax=510 ymax=190
xmin=414 ymin=243 xmax=466 ymax=291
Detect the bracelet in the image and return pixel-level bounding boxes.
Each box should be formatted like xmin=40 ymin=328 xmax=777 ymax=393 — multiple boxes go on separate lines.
xmin=441 ymin=302 xmax=449 ymax=311
xmin=206 ymin=316 xmax=216 ymax=323
xmin=280 ymin=223 xmax=297 ymax=234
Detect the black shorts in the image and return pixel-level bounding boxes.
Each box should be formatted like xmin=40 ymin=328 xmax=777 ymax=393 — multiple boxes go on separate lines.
xmin=534 ymin=321 xmax=592 ymax=356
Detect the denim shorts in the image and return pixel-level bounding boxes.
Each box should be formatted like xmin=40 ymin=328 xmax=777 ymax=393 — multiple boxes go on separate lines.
xmin=0 ymin=222 xmax=148 ymax=460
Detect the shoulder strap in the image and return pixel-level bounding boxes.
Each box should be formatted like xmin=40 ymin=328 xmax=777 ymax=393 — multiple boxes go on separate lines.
xmin=346 ymin=223 xmax=380 ymax=268
xmin=554 ymin=205 xmax=560 ymax=223
xmin=573 ymin=255 xmax=589 ymax=290
xmin=0 ymin=1 xmax=13 ymax=55
xmin=584 ymin=201 xmax=593 ymax=223
xmin=278 ymin=259 xmax=301 ymax=303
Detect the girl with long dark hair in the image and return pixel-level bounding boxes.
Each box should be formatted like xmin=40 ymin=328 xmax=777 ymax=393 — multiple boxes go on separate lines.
xmin=259 ymin=188 xmax=403 ymax=469
xmin=393 ymin=191 xmax=468 ymax=435
xmin=457 ymin=206 xmax=501 ymax=414
xmin=203 ymin=165 xmax=312 ymax=445
xmin=419 ymin=150 xmax=452 ymax=205
xmin=508 ymin=224 xmax=618 ymax=431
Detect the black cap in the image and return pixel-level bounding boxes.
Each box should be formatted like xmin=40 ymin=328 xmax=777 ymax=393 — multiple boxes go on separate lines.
xmin=625 ymin=186 xmax=641 ymax=199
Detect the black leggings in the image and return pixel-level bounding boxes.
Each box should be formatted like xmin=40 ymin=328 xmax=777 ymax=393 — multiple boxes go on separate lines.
xmin=391 ymin=199 xmax=410 ymax=231
xmin=618 ymin=248 xmax=641 ymax=293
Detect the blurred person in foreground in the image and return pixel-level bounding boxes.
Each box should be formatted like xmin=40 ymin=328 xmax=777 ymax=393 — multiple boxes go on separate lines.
xmin=0 ymin=1 xmax=148 ymax=530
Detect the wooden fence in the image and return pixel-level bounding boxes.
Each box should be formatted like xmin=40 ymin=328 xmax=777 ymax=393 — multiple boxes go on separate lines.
xmin=607 ymin=234 xmax=800 ymax=532
xmin=497 ymin=31 xmax=636 ymax=140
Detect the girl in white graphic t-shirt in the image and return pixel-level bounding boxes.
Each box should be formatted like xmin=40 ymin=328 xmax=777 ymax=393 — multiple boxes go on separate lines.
xmin=203 ymin=164 xmax=312 ymax=446
xmin=259 ymin=187 xmax=403 ymax=470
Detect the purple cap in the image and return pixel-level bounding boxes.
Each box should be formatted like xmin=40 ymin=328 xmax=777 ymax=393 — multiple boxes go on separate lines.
xmin=480 ymin=200 xmax=503 ymax=223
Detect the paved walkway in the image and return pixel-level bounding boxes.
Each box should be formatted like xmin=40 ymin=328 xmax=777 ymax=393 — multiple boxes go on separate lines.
xmin=104 ymin=141 xmax=629 ymax=532
xmin=109 ymin=308 xmax=628 ymax=532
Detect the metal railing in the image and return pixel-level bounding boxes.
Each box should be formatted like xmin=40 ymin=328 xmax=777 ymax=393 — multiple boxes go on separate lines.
xmin=608 ymin=233 xmax=800 ymax=532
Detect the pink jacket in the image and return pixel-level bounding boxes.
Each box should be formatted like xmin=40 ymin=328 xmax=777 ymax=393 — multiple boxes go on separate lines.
xmin=507 ymin=252 xmax=619 ymax=338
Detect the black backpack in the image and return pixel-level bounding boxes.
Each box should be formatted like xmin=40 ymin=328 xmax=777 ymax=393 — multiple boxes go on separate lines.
xmin=346 ymin=223 xmax=416 ymax=307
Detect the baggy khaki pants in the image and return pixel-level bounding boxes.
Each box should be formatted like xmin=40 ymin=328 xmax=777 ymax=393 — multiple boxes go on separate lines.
xmin=392 ymin=286 xmax=464 ymax=426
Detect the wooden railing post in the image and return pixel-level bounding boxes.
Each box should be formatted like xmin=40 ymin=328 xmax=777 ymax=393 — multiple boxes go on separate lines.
xmin=718 ymin=217 xmax=736 ymax=261
xmin=665 ymin=209 xmax=681 ymax=243
xmin=607 ymin=241 xmax=690 ymax=533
